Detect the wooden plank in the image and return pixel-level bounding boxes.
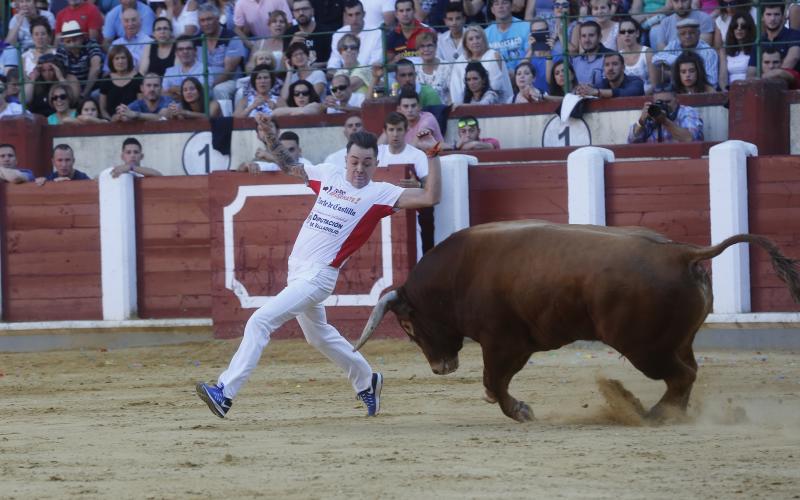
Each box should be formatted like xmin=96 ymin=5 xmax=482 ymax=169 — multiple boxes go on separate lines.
xmin=5 ymin=297 xmax=102 ymax=322
xmin=6 ymin=228 xmax=100 ymax=253
xmin=7 ymin=273 xmax=101 ymax=300
xmin=6 ymin=250 xmax=100 ymax=276
xmin=138 ymin=222 xmax=210 ymax=243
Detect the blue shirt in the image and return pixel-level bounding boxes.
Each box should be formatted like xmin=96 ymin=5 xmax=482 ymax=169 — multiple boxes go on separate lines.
xmin=128 ymin=96 xmax=175 ymax=114
xmin=600 ymin=74 xmax=645 ymax=97
xmin=18 ymin=169 xmax=35 ymax=182
xmin=163 ymin=60 xmax=205 ymax=91
xmin=485 ymin=18 xmax=531 ymax=72
xmin=102 ymin=2 xmax=156 ymax=41
xmin=45 ymin=169 xmax=91 ymax=181
xmin=747 ymin=27 xmax=800 ymax=71
xmin=194 ymin=28 xmax=246 ymax=83
xmin=571 ymin=45 xmax=614 ymax=86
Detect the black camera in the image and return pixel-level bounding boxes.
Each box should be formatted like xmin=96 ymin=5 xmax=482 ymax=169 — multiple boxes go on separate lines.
xmin=647 ymin=100 xmax=668 ymax=118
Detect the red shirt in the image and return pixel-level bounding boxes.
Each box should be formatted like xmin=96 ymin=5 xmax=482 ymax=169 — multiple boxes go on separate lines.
xmin=386 ymin=20 xmax=434 ymax=59
xmin=55 ymin=3 xmax=104 ymax=43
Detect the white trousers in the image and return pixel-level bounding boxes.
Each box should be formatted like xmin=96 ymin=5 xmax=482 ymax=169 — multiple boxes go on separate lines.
xmin=218 ymin=259 xmax=373 ymax=399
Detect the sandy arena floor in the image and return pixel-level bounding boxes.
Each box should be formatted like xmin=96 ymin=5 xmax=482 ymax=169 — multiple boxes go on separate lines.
xmin=1 ymin=338 xmax=799 ymax=499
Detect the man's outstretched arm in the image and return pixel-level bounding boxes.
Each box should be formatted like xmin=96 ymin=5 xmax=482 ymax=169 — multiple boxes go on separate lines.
xmin=254 ymin=113 xmax=308 ymax=182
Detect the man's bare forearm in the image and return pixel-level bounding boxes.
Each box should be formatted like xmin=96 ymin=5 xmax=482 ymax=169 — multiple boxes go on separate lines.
xmin=257 ymin=119 xmax=306 ymax=179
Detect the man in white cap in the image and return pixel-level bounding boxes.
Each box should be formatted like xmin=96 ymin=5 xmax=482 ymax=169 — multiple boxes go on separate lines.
xmin=55 ymin=20 xmax=104 ymax=99
xmin=55 ymin=0 xmax=104 ymax=44
xmin=650 ymin=17 xmax=718 ymax=87
xmin=650 ymin=0 xmax=713 ymax=50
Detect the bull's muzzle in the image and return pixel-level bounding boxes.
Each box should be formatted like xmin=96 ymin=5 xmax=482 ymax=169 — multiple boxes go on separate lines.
xmin=430 ymin=356 xmax=459 ymax=375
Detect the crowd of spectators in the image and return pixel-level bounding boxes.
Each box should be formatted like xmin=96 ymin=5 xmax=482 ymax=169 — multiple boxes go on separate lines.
xmin=1 ymin=0 xmax=800 ymax=182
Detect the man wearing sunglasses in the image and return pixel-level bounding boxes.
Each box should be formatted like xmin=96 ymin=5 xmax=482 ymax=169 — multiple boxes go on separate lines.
xmin=454 ymin=116 xmax=499 ymax=151
xmin=324 ymin=74 xmax=366 ymax=113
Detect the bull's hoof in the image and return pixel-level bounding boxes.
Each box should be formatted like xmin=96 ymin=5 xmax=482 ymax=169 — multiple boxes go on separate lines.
xmin=512 ymin=401 xmax=534 ymax=422
xmin=483 ymin=389 xmax=497 ymax=404
xmin=646 ymin=404 xmax=688 ymax=424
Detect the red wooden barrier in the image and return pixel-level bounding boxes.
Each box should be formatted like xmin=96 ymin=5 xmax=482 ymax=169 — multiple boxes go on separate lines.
xmin=748 ymin=156 xmax=800 ymax=312
xmin=2 ymin=181 xmax=101 ymax=321
xmin=135 ymin=176 xmax=212 ymax=318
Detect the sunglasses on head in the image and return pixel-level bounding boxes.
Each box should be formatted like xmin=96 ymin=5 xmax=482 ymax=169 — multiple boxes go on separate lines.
xmin=51 ymin=94 xmax=69 ymax=101
xmin=331 ymin=84 xmax=348 ymax=92
xmin=293 ymin=90 xmax=311 ymax=97
xmin=619 ymin=29 xmax=637 ymax=35
xmin=457 ymin=118 xmax=477 ymax=128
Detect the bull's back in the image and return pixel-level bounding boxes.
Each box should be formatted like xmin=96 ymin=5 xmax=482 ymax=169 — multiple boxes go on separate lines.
xmin=405 ymin=221 xmax=710 ymax=347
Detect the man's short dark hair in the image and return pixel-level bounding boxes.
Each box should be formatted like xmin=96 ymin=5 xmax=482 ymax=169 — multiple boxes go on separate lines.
xmin=762 ymin=1 xmax=785 ymax=15
xmin=763 ymin=48 xmax=782 ymax=58
xmin=0 ymin=143 xmax=16 ymax=153
xmin=346 ymin=130 xmax=378 ymax=156
xmin=53 ymin=143 xmax=73 ymax=155
xmin=603 ymin=52 xmax=624 ymax=65
xmin=580 ymin=20 xmax=601 ymax=35
xmin=122 ymin=137 xmax=142 ymax=150
xmin=175 ymin=34 xmax=196 ymax=47
xmin=384 ymin=111 xmax=408 ymax=130
xmin=279 ymin=131 xmax=300 ymax=144
xmin=343 ymin=0 xmax=364 ymax=11
xmin=395 ymin=0 xmax=413 ymax=10
xmin=397 ymin=86 xmax=419 ymax=102
xmin=286 ymin=41 xmax=309 ymax=58
xmin=395 ymin=58 xmax=415 ymax=71
xmin=445 ymin=1 xmax=464 ymax=14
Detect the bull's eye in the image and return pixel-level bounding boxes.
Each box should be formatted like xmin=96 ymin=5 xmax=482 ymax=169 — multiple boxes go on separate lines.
xmin=400 ymin=320 xmax=416 ymax=340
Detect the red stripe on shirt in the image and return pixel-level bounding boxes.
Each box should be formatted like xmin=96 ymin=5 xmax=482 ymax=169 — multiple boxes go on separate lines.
xmin=330 ymin=203 xmax=395 ymax=268
xmin=308 ymin=179 xmax=322 ymax=195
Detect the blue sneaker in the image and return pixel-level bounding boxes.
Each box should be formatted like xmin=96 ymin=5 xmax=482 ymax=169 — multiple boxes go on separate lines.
xmin=357 ymin=373 xmax=382 ymax=416
xmin=196 ymin=382 xmax=232 ymax=418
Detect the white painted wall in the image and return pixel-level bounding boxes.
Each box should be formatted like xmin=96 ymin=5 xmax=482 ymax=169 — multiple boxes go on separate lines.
xmin=790 ymin=103 xmax=800 ymax=155
xmin=445 ymin=105 xmax=728 ymax=150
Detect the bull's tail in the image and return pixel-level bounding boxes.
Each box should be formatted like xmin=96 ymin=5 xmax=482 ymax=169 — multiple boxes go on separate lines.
xmin=688 ymin=234 xmax=800 ymax=303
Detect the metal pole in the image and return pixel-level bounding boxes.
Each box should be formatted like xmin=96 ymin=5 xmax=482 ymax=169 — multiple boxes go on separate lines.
xmin=562 ymin=11 xmax=571 ymax=94
xmin=201 ymin=35 xmax=211 ymax=116
xmin=755 ymin=2 xmax=763 ymax=78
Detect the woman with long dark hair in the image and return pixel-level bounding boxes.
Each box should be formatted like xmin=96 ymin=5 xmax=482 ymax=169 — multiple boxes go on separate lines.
xmin=719 ymin=12 xmax=756 ymax=91
xmin=463 ymin=62 xmax=499 ymax=105
xmin=166 ymin=76 xmax=221 ymax=118
xmin=545 ymin=59 xmax=578 ymax=101
xmin=272 ymin=79 xmax=324 ymax=116
xmin=672 ymin=51 xmax=715 ymax=94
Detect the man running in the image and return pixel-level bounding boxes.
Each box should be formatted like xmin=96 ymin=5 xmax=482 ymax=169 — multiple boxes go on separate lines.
xmin=196 ymin=113 xmax=442 ymax=418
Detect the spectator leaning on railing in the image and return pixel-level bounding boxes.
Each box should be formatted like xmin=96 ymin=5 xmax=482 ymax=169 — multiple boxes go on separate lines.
xmin=35 ymin=143 xmax=91 ymax=185
xmin=627 ymin=83 xmax=704 ymax=144
xmin=120 ymin=72 xmax=176 ymax=121
xmin=0 ymin=143 xmax=35 ymax=183
xmin=110 ymin=137 xmax=163 ymax=178
xmin=575 ymin=51 xmax=645 ymax=98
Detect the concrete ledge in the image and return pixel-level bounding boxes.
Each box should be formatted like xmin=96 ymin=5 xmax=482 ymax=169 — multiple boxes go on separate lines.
xmin=0 ymin=319 xmax=214 ymax=353
xmin=705 ymin=313 xmax=800 ymax=329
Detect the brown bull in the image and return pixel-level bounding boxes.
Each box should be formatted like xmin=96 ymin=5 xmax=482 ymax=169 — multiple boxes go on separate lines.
xmin=354 ymin=220 xmax=800 ymax=422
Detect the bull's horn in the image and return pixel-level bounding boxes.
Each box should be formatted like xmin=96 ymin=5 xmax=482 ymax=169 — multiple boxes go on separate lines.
xmin=353 ymin=290 xmax=398 ymax=352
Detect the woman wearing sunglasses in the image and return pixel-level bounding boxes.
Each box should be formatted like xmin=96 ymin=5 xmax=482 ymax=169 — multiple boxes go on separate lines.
xmin=46 ymin=83 xmax=76 ymax=125
xmin=272 ymin=79 xmax=324 ymax=116
xmin=617 ymin=17 xmax=652 ymax=93
xmin=712 ymin=0 xmax=757 ymax=50
xmin=718 ymin=12 xmax=755 ymax=91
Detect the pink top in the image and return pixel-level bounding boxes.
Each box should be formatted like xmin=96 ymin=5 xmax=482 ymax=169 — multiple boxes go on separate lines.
xmin=405 ymin=111 xmax=444 ymax=144
xmin=233 ymin=0 xmax=293 ymax=38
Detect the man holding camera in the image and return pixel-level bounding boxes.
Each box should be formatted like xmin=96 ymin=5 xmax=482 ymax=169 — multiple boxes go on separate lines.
xmin=627 ymin=83 xmax=704 ymax=144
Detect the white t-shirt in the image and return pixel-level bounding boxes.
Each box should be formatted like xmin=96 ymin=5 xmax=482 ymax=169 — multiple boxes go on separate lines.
xmin=362 ymin=0 xmax=394 ymax=30
xmin=377 ymin=144 xmax=429 ymax=179
xmin=289 ymin=162 xmax=404 ymax=268
xmin=327 ymin=26 xmax=384 ymax=69
xmin=0 ymin=102 xmax=24 ymax=118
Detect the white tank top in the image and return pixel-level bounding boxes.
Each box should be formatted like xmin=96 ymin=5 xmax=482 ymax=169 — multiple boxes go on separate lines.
xmin=290 ymin=163 xmax=404 ymax=268
xmin=625 ymin=46 xmax=650 ymax=85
